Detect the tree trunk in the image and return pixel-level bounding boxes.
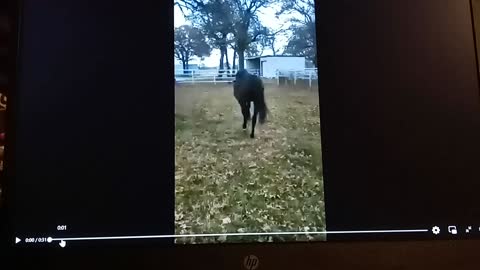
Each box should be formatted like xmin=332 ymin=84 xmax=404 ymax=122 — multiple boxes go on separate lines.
xmin=224 ymin=46 xmax=230 ymax=69
xmin=219 ymin=48 xmax=225 ymax=77
xmin=219 ymin=50 xmax=225 ymax=69
xmin=223 ymin=46 xmax=230 ymax=76
xmin=238 ymin=49 xmax=245 ymax=70
xmin=182 ymin=57 xmax=187 ymax=74
xmin=232 ymin=48 xmax=237 ymax=70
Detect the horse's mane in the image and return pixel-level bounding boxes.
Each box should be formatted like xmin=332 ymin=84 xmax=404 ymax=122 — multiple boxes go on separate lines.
xmin=235 ymin=69 xmax=263 ymax=88
xmin=235 ymin=69 xmax=249 ymax=80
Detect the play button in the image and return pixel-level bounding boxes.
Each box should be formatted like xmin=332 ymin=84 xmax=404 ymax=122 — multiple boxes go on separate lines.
xmin=15 ymin=237 xmax=21 ymax=244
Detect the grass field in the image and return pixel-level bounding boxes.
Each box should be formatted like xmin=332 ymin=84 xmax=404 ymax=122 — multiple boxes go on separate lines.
xmin=175 ymin=82 xmax=325 ymax=244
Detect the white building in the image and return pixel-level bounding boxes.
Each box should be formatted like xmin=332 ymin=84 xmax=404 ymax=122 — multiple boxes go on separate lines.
xmin=245 ymin=55 xmax=306 ymax=78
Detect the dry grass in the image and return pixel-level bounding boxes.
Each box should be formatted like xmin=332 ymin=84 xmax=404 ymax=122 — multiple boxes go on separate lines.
xmin=175 ymin=82 xmax=325 ymax=244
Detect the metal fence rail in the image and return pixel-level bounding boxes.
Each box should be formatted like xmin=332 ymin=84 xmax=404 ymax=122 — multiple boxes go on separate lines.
xmin=174 ymin=68 xmax=318 ymax=87
xmin=275 ymin=68 xmax=318 ymax=88
xmin=175 ymin=69 xmax=260 ymax=84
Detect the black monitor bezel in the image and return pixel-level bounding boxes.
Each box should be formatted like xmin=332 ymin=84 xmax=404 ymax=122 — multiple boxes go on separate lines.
xmin=3 ymin=1 xmax=480 ymax=269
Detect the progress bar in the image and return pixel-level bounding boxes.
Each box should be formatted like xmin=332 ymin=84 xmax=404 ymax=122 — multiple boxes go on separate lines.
xmin=51 ymin=229 xmax=429 ymax=242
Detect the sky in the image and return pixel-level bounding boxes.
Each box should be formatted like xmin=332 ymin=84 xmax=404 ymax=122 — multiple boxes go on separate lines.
xmin=174 ymin=3 xmax=294 ymax=68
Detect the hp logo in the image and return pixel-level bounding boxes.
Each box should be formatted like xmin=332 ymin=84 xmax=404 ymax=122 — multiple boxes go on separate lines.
xmin=243 ymin=255 xmax=259 ymax=270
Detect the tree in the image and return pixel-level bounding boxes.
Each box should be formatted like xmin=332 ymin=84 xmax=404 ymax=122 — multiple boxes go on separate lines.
xmin=174 ymin=25 xmax=211 ymax=71
xmin=230 ymin=0 xmax=273 ymax=70
xmin=259 ymin=27 xmax=285 ymax=56
xmin=246 ymin=43 xmax=262 ymax=57
xmin=277 ymin=0 xmax=315 ymax=23
xmin=177 ymin=0 xmax=235 ymax=71
xmin=177 ymin=0 xmax=273 ymax=70
xmin=283 ymin=21 xmax=317 ymax=66
xmin=277 ymin=0 xmax=317 ymax=66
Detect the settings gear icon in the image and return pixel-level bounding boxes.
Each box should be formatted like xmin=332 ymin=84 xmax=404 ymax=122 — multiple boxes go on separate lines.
xmin=432 ymin=226 xmax=440 ymax=235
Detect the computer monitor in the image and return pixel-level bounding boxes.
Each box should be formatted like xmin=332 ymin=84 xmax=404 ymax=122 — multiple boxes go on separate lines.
xmin=3 ymin=0 xmax=480 ymax=269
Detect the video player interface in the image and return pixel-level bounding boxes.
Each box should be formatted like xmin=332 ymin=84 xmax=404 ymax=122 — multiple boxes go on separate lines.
xmin=6 ymin=0 xmax=480 ymax=248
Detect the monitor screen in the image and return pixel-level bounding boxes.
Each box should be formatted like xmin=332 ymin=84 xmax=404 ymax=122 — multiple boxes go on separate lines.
xmin=4 ymin=0 xmax=480 ymax=250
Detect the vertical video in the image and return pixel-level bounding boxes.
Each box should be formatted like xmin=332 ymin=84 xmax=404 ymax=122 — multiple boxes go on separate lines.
xmin=174 ymin=0 xmax=324 ymax=244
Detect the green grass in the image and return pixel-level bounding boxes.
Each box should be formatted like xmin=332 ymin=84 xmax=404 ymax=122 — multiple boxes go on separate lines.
xmin=175 ymin=83 xmax=325 ymax=244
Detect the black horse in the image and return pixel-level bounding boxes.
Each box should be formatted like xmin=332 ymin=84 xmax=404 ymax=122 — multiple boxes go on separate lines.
xmin=233 ymin=69 xmax=268 ymax=138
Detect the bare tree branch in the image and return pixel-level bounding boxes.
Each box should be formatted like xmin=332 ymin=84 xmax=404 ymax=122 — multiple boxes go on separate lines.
xmin=174 ymin=25 xmax=211 ymax=69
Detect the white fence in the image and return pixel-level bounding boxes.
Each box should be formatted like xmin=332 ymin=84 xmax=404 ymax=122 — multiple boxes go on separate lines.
xmin=275 ymin=68 xmax=318 ymax=88
xmin=175 ymin=69 xmax=260 ymax=84
xmin=174 ymin=68 xmax=318 ymax=87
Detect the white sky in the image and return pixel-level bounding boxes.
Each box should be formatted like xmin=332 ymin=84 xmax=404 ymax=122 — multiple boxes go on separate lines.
xmin=174 ymin=3 xmax=294 ymax=68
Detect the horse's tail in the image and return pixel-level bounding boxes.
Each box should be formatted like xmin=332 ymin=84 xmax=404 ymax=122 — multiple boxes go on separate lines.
xmin=258 ymin=92 xmax=268 ymax=124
